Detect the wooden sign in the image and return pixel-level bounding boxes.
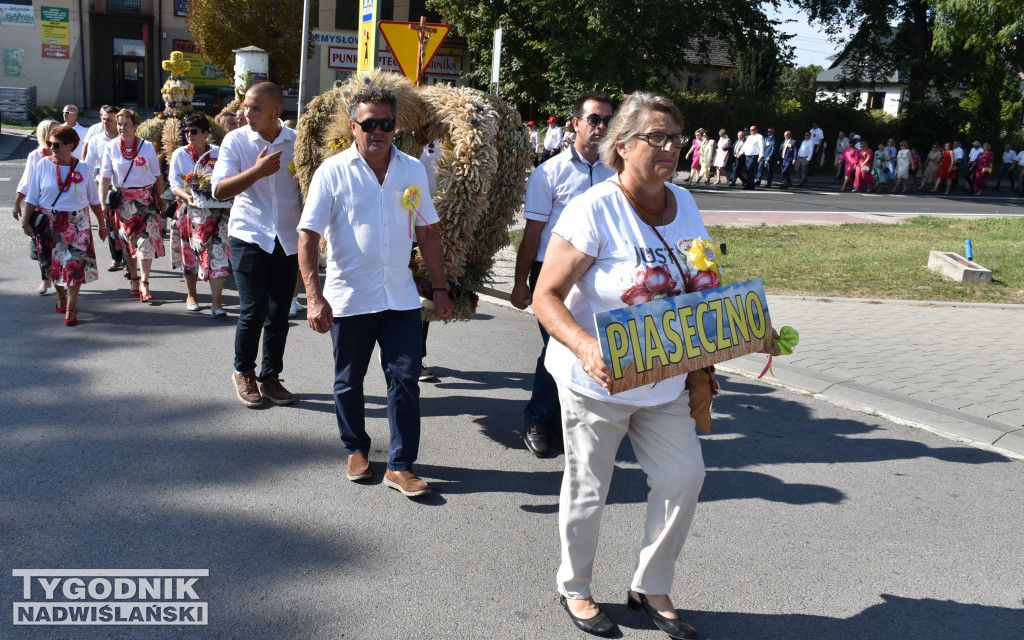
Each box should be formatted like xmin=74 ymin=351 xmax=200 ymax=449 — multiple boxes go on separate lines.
xmin=595 ymin=279 xmax=774 ymax=394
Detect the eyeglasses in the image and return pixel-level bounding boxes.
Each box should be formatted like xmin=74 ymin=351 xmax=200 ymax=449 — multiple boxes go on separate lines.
xmin=63 ymin=111 xmax=75 ymax=115
xmin=47 ymin=141 xmax=64 ymax=149
xmin=353 ymin=118 xmax=396 ymax=133
xmin=183 ymin=128 xmax=203 ymax=136
xmin=584 ymin=114 xmax=612 ymax=128
xmin=634 ymin=132 xmax=687 ymax=149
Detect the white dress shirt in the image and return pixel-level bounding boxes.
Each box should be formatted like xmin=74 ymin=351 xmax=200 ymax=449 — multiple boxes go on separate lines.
xmin=529 ymin=129 xmax=541 ymax=153
xmin=298 ymin=144 xmax=440 ymax=317
xmin=968 ymin=147 xmax=982 ymax=162
xmin=544 ymin=125 xmax=563 ymax=151
xmin=798 ymin=139 xmax=815 ymax=160
xmin=1001 ymin=150 xmax=1017 ymax=164
xmin=211 ymin=125 xmax=302 ymax=255
xmin=953 ymin=146 xmax=964 ymax=161
xmin=741 ymin=133 xmax=764 ymax=157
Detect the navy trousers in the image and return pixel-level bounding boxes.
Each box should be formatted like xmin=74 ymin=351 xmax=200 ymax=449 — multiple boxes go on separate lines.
xmin=229 ymin=236 xmax=298 ymax=380
xmin=756 ymin=158 xmax=775 ymax=187
xmin=331 ymin=308 xmax=422 ymax=471
xmin=743 ymin=156 xmax=760 ymax=189
xmin=524 ymin=261 xmax=561 ymax=427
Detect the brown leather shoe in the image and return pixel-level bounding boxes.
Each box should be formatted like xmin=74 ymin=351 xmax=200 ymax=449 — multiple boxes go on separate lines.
xmin=258 ymin=376 xmax=295 ymax=405
xmin=383 ymin=469 xmax=430 ymax=497
xmin=346 ymin=453 xmax=372 ymax=481
xmin=232 ymin=370 xmax=263 ymax=408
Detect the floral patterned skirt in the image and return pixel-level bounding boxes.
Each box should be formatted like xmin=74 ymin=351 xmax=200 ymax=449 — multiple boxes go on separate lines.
xmin=36 ymin=207 xmax=99 ymax=287
xmin=170 ymin=202 xmax=199 ymax=276
xmin=115 ymin=187 xmax=165 ymax=261
xmin=184 ymin=205 xmax=231 ymax=281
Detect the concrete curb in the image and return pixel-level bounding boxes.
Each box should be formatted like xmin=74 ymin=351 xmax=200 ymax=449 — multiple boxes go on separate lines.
xmin=476 ymin=292 xmax=1024 ymax=461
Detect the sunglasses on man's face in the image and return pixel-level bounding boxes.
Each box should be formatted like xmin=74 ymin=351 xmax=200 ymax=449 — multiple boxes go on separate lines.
xmin=353 ymin=118 xmax=396 ymax=133
xmin=184 ymin=128 xmax=203 ymax=136
xmin=584 ymin=114 xmax=612 ymax=128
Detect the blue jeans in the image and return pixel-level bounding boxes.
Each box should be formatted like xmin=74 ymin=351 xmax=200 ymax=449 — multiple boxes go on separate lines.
xmin=229 ymin=236 xmax=298 ymax=379
xmin=525 ymin=261 xmax=561 ymax=427
xmin=331 ymin=308 xmax=422 ymax=471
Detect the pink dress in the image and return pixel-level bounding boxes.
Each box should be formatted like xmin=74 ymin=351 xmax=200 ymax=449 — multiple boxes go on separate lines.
xmin=689 ymin=139 xmax=701 ymax=170
xmin=842 ymin=146 xmax=860 ymax=176
xmin=854 ymin=149 xmax=874 ymax=190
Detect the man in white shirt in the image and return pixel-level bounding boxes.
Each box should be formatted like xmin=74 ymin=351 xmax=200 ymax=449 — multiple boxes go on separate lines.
xmin=808 ymin=121 xmax=824 ymax=176
xmin=60 ymin=105 xmax=89 ymax=159
xmin=81 ymin=105 xmax=123 ymax=271
xmin=741 ymin=124 xmax=764 ymax=190
xmin=729 ymin=130 xmax=746 ymax=186
xmin=796 ymin=132 xmax=815 ymax=186
xmin=511 ymin=91 xmax=615 ymax=458
xmin=966 ymin=140 xmax=982 ymax=191
xmin=1016 ymin=149 xmax=1024 ymax=194
xmin=833 ymin=131 xmax=849 ymax=178
xmin=298 ymin=86 xmax=452 ymax=497
xmin=995 ymin=144 xmax=1017 ymax=190
xmin=542 ymin=116 xmax=563 ymax=162
xmin=527 ymin=121 xmax=541 ymax=166
xmin=212 ymin=82 xmax=303 ymax=409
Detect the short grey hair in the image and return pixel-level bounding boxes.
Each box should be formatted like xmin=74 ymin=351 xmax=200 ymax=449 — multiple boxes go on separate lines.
xmin=347 ymin=86 xmax=398 ymax=119
xmin=599 ymin=91 xmax=683 ymax=173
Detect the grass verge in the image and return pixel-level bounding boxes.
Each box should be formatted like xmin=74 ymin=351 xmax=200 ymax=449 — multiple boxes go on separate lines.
xmin=709 ymin=216 xmax=1023 ymax=305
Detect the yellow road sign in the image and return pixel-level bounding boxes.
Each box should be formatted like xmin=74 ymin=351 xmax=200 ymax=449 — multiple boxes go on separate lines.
xmin=377 ymin=20 xmax=451 ymax=83
xmin=357 ymin=0 xmax=379 ymax=73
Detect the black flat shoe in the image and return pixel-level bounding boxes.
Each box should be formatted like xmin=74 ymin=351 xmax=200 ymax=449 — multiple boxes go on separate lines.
xmin=560 ymin=595 xmax=618 ymax=638
xmin=626 ymin=592 xmax=697 ymax=639
xmin=523 ymin=417 xmax=549 ymax=458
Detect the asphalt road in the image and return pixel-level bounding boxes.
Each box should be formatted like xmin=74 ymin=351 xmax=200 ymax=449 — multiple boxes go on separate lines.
xmin=2 ymin=154 xmax=1023 ymax=639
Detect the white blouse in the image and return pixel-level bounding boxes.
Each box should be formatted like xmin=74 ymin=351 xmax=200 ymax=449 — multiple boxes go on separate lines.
xmin=100 ymin=137 xmax=161 ymax=188
xmin=26 ymin=158 xmax=100 ymax=212
xmin=169 ymin=144 xmax=220 ymax=191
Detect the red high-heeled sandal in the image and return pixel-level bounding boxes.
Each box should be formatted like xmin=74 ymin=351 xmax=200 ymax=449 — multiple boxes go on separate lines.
xmin=64 ymin=309 xmax=77 ymax=326
xmin=140 ymin=280 xmax=153 ymax=303
xmin=56 ymin=295 xmax=67 ymax=313
xmin=129 ymin=277 xmax=140 ymax=297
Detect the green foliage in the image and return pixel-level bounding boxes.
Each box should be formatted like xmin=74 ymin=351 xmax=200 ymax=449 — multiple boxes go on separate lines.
xmin=29 ymin=106 xmax=60 ymax=125
xmin=185 ymin=0 xmax=317 ymax=88
xmin=931 ymin=0 xmax=1024 ymax=74
xmin=729 ymin=35 xmax=790 ymax=96
xmin=776 ymin=65 xmax=824 ymax=107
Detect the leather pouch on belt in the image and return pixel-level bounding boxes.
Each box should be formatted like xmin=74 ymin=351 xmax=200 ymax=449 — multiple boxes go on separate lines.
xmin=685 ymin=366 xmax=720 ymax=434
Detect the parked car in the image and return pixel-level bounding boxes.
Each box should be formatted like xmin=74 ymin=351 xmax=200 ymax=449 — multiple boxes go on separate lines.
xmin=191 ymin=86 xmax=234 ymax=115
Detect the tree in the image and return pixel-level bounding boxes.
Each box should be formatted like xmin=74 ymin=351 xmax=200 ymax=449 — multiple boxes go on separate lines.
xmin=931 ymin=0 xmax=1024 ymax=74
xmin=730 ymin=34 xmax=792 ymax=96
xmin=186 ymin=0 xmax=317 ymax=89
xmin=776 ymin=64 xmax=824 ymax=106
xmin=427 ymin=0 xmax=782 ymax=113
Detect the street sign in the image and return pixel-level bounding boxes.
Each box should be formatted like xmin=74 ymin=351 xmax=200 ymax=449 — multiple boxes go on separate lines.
xmin=356 ymin=0 xmax=379 ymax=73
xmin=377 ymin=20 xmax=451 ymax=84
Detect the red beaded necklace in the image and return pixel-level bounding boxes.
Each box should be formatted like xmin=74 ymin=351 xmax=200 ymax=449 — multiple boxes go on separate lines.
xmin=119 ymin=136 xmax=139 ymax=161
xmin=54 ymin=160 xmax=74 ymax=193
xmin=187 ymin=143 xmax=212 ymax=167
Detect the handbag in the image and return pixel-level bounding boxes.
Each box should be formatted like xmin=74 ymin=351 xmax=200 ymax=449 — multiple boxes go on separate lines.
xmin=28 ymin=210 xmax=48 ymax=236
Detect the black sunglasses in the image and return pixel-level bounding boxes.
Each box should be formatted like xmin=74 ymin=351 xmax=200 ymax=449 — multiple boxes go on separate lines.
xmin=353 ymin=118 xmax=396 ymax=133
xmin=584 ymin=114 xmax=612 ymax=127
xmin=46 ymin=141 xmax=64 ymax=149
xmin=183 ymin=128 xmax=204 ymax=136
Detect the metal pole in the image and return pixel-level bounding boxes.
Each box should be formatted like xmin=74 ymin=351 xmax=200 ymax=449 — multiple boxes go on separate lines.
xmin=296 ymin=0 xmax=312 ymax=119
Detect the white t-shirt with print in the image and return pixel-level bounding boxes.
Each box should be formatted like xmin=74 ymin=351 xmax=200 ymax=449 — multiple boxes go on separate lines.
xmin=545 ymin=180 xmax=711 ymax=406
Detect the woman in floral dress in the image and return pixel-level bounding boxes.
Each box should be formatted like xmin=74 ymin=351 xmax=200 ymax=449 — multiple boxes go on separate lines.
xmin=971 ymin=143 xmax=995 ymax=195
xmin=871 ymin=144 xmax=888 ymax=191
xmin=13 ymin=119 xmax=59 ymax=295
xmin=169 ymin=114 xmax=230 ymax=317
xmin=21 ymin=125 xmax=108 ymax=326
xmin=100 ymin=109 xmax=165 ymax=302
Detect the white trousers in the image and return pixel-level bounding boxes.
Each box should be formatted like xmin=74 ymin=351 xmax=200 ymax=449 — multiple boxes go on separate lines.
xmin=556 ymin=385 xmax=706 ymax=599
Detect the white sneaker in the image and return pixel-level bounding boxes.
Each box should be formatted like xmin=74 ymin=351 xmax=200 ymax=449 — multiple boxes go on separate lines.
xmin=288 ymin=297 xmax=303 ymax=317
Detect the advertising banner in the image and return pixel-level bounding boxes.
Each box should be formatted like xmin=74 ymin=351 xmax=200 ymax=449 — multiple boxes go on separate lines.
xmin=40 ymin=6 xmax=69 ymax=59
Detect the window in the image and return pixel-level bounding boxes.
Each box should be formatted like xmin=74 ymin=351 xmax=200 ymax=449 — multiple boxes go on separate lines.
xmin=336 ymin=0 xmax=358 ymax=30
xmin=686 ymin=76 xmax=702 ymax=92
xmin=107 ymin=0 xmax=141 ymax=13
xmin=866 ymin=92 xmax=885 ymax=110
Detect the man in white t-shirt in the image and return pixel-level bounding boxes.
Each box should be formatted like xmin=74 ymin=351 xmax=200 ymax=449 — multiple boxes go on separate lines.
xmin=298 ymin=86 xmax=452 ymax=497
xmin=808 ymin=122 xmax=824 ymax=176
xmin=511 ymin=91 xmax=615 ymax=458
xmin=542 ymin=116 xmax=563 ymax=163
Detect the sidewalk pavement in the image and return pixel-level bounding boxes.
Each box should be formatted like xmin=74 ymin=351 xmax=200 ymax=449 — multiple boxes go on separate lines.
xmin=484 ymin=215 xmax=1024 ymax=460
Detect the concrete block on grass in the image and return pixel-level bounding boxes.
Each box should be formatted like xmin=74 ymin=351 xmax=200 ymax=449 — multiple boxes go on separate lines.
xmin=927 ymin=251 xmax=992 ymax=283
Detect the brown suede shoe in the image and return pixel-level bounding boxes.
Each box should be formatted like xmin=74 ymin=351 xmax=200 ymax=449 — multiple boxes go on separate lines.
xmin=383 ymin=469 xmax=430 ymax=497
xmin=258 ymin=376 xmax=295 ymax=406
xmin=232 ymin=370 xmax=263 ymax=408
xmin=346 ymin=453 xmax=372 ymax=482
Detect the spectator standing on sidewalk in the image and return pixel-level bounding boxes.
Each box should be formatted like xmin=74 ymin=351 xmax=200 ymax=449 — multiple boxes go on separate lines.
xmin=211 ymin=82 xmax=302 ymax=409
xmin=510 ymin=91 xmax=616 ymax=458
xmin=542 ymin=116 xmax=564 ymax=163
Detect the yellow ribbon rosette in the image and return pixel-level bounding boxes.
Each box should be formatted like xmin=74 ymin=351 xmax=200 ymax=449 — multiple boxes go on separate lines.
xmin=402 ymin=185 xmax=423 ymax=238
xmin=685 ymin=238 xmax=726 ymax=286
